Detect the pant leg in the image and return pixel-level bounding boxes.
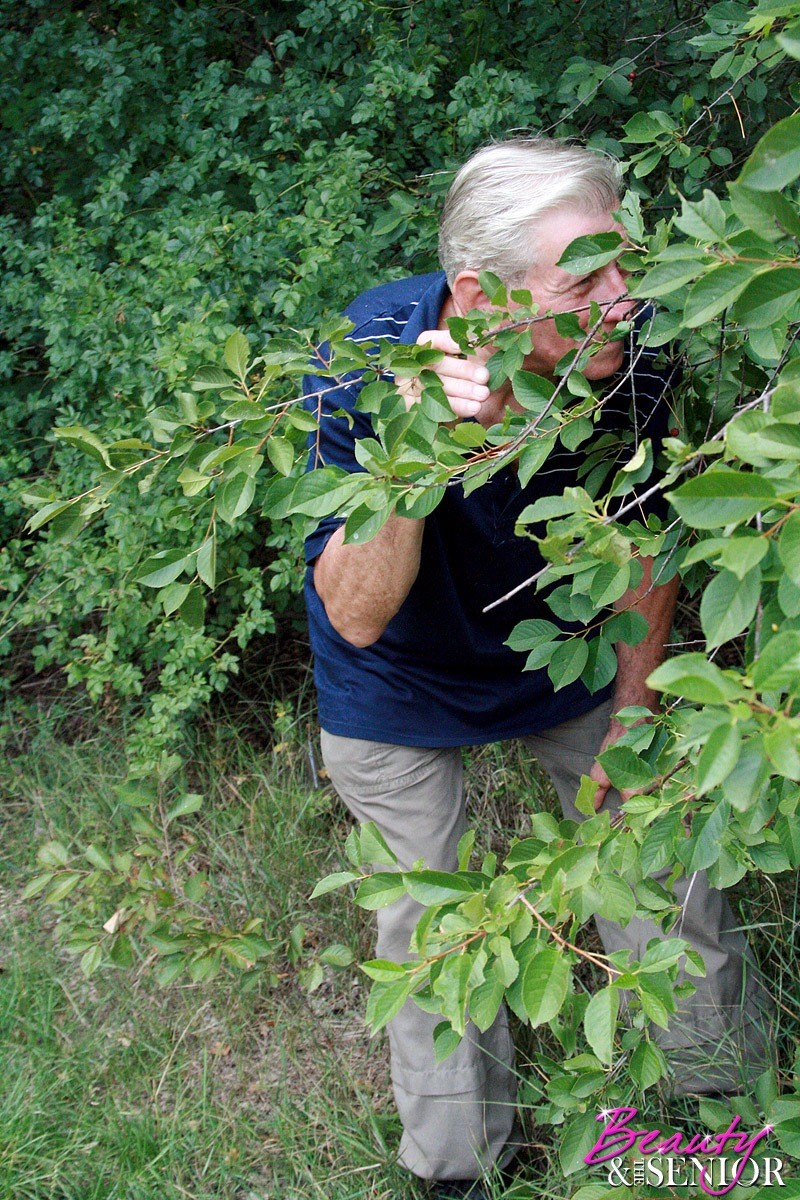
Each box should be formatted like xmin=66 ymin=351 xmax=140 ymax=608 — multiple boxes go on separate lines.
xmin=320 ymin=731 xmax=519 ymax=1181
xmin=522 ymin=699 xmax=772 ymax=1095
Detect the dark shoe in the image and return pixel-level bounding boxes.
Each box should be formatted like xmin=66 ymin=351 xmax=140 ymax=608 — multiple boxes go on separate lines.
xmin=429 ymin=1181 xmax=490 ymax=1200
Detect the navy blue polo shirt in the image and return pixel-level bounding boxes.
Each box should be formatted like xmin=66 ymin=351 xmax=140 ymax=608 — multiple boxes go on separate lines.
xmin=303 ymin=272 xmax=673 ymax=747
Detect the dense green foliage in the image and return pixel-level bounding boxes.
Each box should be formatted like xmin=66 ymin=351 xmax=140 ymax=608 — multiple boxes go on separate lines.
xmin=4 ymin=0 xmax=800 ymax=1186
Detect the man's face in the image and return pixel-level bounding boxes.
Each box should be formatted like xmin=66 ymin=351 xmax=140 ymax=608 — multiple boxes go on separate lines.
xmin=516 ymin=207 xmax=634 ymax=382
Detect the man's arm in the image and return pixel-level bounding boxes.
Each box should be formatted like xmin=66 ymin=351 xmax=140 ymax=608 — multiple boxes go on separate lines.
xmin=313 ymin=516 xmax=424 ymax=648
xmin=312 ymin=330 xmax=492 ymax=649
xmin=590 ymin=556 xmax=680 ymax=809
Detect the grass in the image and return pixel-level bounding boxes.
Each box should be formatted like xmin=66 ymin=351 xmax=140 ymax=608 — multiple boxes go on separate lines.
xmin=1 ymin=692 xmax=797 ymax=1199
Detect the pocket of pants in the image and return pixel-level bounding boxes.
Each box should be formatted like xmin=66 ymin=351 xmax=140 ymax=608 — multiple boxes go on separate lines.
xmin=321 ymin=733 xmax=451 ymax=798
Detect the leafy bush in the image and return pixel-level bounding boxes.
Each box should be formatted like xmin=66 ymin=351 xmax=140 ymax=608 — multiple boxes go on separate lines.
xmin=5 ymin=0 xmax=800 ymax=1174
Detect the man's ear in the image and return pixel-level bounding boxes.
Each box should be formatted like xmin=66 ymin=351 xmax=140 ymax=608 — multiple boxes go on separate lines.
xmin=449 ymin=270 xmax=495 ymax=317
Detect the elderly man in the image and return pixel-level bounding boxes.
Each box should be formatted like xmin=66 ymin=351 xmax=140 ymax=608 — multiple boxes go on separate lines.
xmin=302 ymin=139 xmax=769 ymax=1200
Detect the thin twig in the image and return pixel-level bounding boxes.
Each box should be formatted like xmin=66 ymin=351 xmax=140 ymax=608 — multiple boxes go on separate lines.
xmin=515 ymin=893 xmax=621 ymax=979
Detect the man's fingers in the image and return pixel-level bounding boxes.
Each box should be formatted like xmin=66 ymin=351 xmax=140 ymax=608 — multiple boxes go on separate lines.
xmin=415 ymin=329 xmax=491 ymax=403
xmin=416 ymin=329 xmax=462 ymax=354
xmin=589 ymin=761 xmax=610 ymax=811
xmin=436 ymin=357 xmax=490 ymax=389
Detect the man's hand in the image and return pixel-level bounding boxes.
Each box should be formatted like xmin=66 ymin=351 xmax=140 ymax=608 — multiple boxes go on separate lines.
xmin=589 ymin=717 xmax=643 ymax=811
xmin=395 ymin=330 xmax=490 ymax=420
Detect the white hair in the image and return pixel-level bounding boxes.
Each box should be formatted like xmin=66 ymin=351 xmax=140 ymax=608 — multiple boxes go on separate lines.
xmin=438 ymin=137 xmax=623 ymax=287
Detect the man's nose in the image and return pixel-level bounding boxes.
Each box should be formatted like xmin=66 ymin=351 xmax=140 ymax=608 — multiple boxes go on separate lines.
xmin=603 ymin=267 xmax=635 ymax=323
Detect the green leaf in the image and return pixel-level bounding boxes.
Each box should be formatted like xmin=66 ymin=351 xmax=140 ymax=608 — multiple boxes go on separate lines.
xmin=581 ymin=636 xmax=617 ymax=693
xmin=595 ymin=875 xmax=635 ymax=924
xmin=108 ymin=933 xmax=134 ymax=969
xmin=684 ymin=801 xmax=730 ymax=873
xmin=469 ymin=968 xmax=506 ymax=1032
xmin=673 ymin=190 xmax=727 ymax=242
xmin=548 ymin=638 xmax=589 ymax=691
xmin=365 ymin=975 xmax=415 ymax=1033
xmin=309 ymin=871 xmax=359 ymax=899
xmin=433 ymin=1021 xmax=463 ymax=1062
xmin=403 ymin=870 xmax=478 ymax=906
xmin=512 ymin=371 xmax=555 ymax=412
xmin=557 ymin=232 xmax=623 ymax=274
xmin=639 ymin=937 xmax=686 ymax=973
xmin=80 ymin=945 xmax=103 ymax=977
xmin=622 ymin=110 xmax=676 ymax=142
xmin=700 ymin=566 xmax=760 ymax=649
xmin=358 ymin=822 xmax=398 ymax=866
xmin=184 ymin=872 xmax=207 ymax=902
xmin=478 ymin=270 xmax=506 ymax=305
xmin=355 ymin=872 xmax=407 ymax=910
xmin=54 ymin=425 xmax=112 ymax=468
xmin=738 ymin=113 xmax=800 ymax=191
xmin=732 ymin=267 xmax=800 ymax=328
xmin=179 ymin=584 xmax=205 ymax=629
xmin=716 ymin=535 xmax=768 ymax=579
xmin=777 ymin=16 xmax=800 ymax=58
xmin=640 ymin=812 xmax=683 ymax=875
xmin=224 ymin=331 xmax=250 ymax=379
xmin=361 ymin=959 xmax=410 ymax=981
xmin=166 ymin=793 xmax=203 ymax=823
xmin=596 ymin=745 xmax=653 ymax=791
xmin=26 ymin=496 xmax=84 ymax=534
xmin=432 ymin=953 xmax=473 ymax=1035
xmin=632 ymin=257 xmax=704 ymax=299
xmin=604 ymin=610 xmax=647 ymax=646
xmin=196 ymin=537 xmax=216 ymax=589
xmin=683 ymin=263 xmax=759 ymax=327
xmin=779 ymin=512 xmax=800 ymax=588
xmin=752 ymin=631 xmax=800 ymax=691
xmin=21 ymin=872 xmax=55 ymax=900
xmin=520 ymin=947 xmax=571 ymax=1027
xmin=559 ymin=1110 xmax=603 ymax=1177
xmin=136 ymin=550 xmax=191 ymax=589
xmin=727 ymin=181 xmax=800 ymax=241
xmin=583 ymin=986 xmax=619 ymax=1065
xmin=667 ymin=469 xmax=778 ymax=529
xmin=222 ymin=399 xmax=266 ymax=421
xmin=45 ymin=872 xmax=83 ymax=903
xmin=750 ymin=842 xmax=792 ymax=873
xmin=84 ymin=844 xmax=113 ymax=872
xmin=648 ymin=653 xmax=744 ymax=703
xmin=216 ymin=472 xmax=256 ymax=524
xmin=159 ymin=581 xmax=191 ymax=615
xmin=629 ymin=1039 xmax=665 ymax=1090
xmin=517 ymin=436 xmax=555 ymax=485
xmin=457 ymin=828 xmax=475 ymax=871
xmin=589 ymin=563 xmax=630 ymax=607
xmin=696 ymin=722 xmax=742 ymax=794
xmin=288 ymin=467 xmax=363 ymax=518
xmin=506 ymin=618 xmax=561 ymax=652
xmin=193 ymin=365 xmax=234 ymax=391
xmin=764 ymin=719 xmax=800 ymax=780
xmin=320 ymin=943 xmax=355 ymax=967
xmin=343 ymin=503 xmax=392 ymax=545
xmin=542 ymin=844 xmax=598 ymax=891
xmin=297 ymin=960 xmax=324 ymax=992
xmin=266 ymin=436 xmax=294 ymax=476
xmin=638 ymin=977 xmax=673 ymax=1028
xmin=776 ymin=815 xmax=800 ymax=867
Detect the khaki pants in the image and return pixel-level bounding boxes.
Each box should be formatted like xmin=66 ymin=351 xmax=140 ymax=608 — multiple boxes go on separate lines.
xmin=321 ymin=699 xmax=771 ymax=1183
